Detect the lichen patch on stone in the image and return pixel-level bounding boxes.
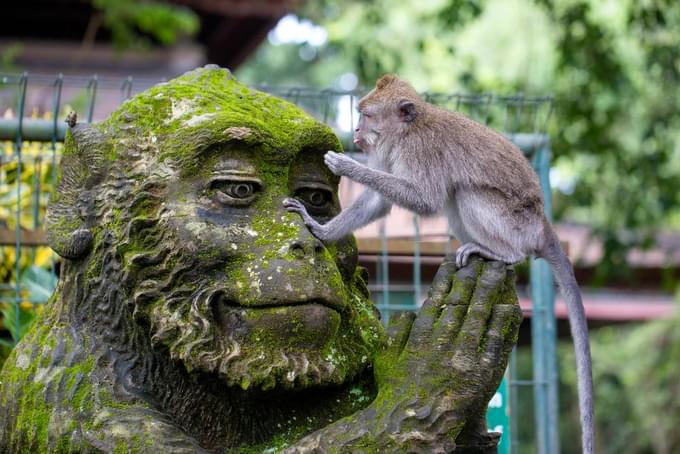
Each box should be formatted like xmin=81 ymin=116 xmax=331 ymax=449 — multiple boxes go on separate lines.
xmin=224 ymin=126 xmax=253 ymax=140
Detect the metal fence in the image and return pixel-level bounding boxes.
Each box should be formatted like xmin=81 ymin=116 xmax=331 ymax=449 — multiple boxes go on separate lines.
xmin=0 ymin=72 xmax=558 ymax=454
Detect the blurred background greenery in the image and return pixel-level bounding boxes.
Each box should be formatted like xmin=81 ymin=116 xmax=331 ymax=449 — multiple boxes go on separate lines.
xmin=1 ymin=0 xmax=680 ymax=452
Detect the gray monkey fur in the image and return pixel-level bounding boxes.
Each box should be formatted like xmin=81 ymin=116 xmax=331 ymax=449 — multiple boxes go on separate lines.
xmin=284 ymin=75 xmax=594 ymax=454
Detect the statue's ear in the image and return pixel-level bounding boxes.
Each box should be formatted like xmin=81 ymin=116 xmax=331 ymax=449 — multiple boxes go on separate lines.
xmin=46 ymin=113 xmax=109 ymax=259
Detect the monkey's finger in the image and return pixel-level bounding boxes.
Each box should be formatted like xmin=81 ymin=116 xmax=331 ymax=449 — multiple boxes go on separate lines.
xmin=324 ymin=155 xmax=339 ymax=168
xmin=455 ymin=261 xmax=508 ymax=357
xmin=283 ymin=199 xmax=307 ymax=213
xmin=385 ymin=311 xmax=416 ymax=358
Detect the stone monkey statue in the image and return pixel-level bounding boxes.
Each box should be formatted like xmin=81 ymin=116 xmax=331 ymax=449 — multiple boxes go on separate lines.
xmin=0 ymin=67 xmax=521 ymax=453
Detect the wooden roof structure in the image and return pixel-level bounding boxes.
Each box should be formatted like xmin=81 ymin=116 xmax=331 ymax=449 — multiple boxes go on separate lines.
xmin=0 ymin=0 xmax=297 ymax=72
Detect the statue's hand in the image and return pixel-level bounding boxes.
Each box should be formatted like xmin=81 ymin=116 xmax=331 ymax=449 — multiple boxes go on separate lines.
xmin=369 ymin=257 xmax=521 ymax=452
xmin=285 ymin=258 xmax=521 ymax=453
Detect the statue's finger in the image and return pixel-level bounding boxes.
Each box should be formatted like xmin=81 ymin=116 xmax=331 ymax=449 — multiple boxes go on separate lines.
xmin=444 ymin=260 xmax=481 ymax=305
xmin=426 ymin=257 xmax=480 ymax=350
xmin=385 ymin=311 xmax=416 ymax=358
xmin=431 ymin=304 xmax=468 ymax=351
xmin=406 ymin=297 xmax=441 ymax=349
xmin=456 ymin=261 xmax=508 ymax=357
xmin=479 ymin=304 xmax=522 ymax=373
xmin=427 ymin=256 xmax=458 ymax=303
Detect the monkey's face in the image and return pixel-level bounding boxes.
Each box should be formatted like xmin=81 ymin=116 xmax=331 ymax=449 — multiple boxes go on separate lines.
xmin=355 ymin=75 xmax=421 ymax=152
xmin=353 ymin=109 xmax=380 ymax=152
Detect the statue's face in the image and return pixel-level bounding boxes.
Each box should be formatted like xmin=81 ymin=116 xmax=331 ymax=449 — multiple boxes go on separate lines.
xmin=48 ymin=68 xmax=384 ymax=392
xmin=142 ymin=141 xmax=383 ymax=391
xmin=113 ymin=113 xmax=382 ymax=393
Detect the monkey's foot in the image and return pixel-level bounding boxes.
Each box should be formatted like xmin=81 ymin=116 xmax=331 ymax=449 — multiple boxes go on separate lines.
xmin=455 ymin=243 xmax=506 ymax=268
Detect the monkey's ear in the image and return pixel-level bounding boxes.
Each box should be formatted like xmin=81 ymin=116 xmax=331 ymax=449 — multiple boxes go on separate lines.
xmin=376 ymin=74 xmax=398 ymax=90
xmin=398 ymin=100 xmax=417 ymax=123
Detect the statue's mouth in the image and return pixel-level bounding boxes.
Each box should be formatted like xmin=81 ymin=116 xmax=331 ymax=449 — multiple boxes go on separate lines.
xmin=218 ymin=297 xmax=344 ymax=313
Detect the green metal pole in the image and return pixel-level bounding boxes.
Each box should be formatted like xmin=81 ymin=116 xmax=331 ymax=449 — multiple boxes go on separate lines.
xmin=14 ymin=73 xmax=28 ymax=343
xmin=49 ymin=74 xmax=64 ymax=276
xmin=0 ymin=119 xmax=68 ymax=141
xmin=86 ymin=76 xmax=98 ymax=123
xmin=412 ymin=214 xmax=421 ymax=308
xmin=530 ymin=141 xmax=559 ymax=454
xmin=379 ymin=219 xmax=390 ymax=325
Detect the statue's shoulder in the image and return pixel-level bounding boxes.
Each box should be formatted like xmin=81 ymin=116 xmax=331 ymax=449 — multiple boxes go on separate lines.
xmin=0 ymin=322 xmax=103 ymax=451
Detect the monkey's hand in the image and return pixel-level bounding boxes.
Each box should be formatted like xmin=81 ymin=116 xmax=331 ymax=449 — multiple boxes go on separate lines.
xmin=324 ymin=151 xmax=362 ymax=177
xmin=285 ymin=258 xmax=522 ymax=453
xmin=283 ymin=198 xmax=334 ymax=241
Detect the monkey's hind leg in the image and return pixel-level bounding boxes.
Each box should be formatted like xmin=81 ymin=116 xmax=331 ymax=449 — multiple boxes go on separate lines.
xmin=455 ymin=242 xmax=508 ymax=268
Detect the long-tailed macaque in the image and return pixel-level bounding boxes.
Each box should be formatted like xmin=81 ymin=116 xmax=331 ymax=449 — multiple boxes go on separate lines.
xmin=284 ymin=74 xmax=594 ymax=454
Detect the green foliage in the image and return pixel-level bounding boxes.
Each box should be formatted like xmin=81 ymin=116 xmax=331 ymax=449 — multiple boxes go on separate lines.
xmin=92 ymin=0 xmax=199 ymax=49
xmin=0 ymin=139 xmax=59 ymax=286
xmin=0 ymin=135 xmax=61 ymax=362
xmin=0 ymin=265 xmax=56 ymax=350
xmin=539 ymin=0 xmax=680 ymax=284
xmin=559 ymin=304 xmax=680 ymax=453
xmin=19 ymin=266 xmax=57 ymax=305
xmin=0 ymin=305 xmax=35 ymax=349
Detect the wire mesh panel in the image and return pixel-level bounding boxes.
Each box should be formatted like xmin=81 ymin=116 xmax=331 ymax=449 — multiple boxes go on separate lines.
xmin=0 ymin=73 xmax=557 ymax=454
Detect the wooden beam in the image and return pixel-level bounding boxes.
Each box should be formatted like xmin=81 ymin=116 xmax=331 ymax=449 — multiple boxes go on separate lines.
xmin=356 ymin=238 xmax=569 ymax=257
xmin=171 ymin=0 xmax=297 ymax=18
xmin=0 ymin=228 xmax=47 ymax=247
xmin=356 ymin=238 xmax=460 ymax=256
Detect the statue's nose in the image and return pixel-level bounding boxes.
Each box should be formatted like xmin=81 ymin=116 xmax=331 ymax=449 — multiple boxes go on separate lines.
xmin=289 ymin=236 xmax=324 ymax=259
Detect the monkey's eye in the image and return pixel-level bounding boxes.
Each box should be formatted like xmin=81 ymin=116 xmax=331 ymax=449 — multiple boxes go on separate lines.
xmin=295 ymin=187 xmax=333 ymax=213
xmin=209 ymin=178 xmax=261 ymax=206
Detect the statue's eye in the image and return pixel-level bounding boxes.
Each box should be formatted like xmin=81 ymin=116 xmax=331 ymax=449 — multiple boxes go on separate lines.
xmin=228 ymin=183 xmax=255 ymax=199
xmin=210 ymin=178 xmax=261 ymax=206
xmin=295 ymin=187 xmax=332 ymax=211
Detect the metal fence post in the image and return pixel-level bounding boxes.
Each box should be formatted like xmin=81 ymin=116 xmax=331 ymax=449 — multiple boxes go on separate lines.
xmin=530 ymin=141 xmax=559 ymax=454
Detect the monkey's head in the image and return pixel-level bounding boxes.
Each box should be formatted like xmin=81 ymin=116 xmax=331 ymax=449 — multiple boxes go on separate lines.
xmin=354 ymin=74 xmax=423 ymax=152
xmin=46 ymin=66 xmax=384 ymax=392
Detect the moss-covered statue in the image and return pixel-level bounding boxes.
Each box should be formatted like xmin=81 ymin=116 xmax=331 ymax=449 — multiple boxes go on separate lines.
xmin=0 ymin=66 xmax=521 ymax=453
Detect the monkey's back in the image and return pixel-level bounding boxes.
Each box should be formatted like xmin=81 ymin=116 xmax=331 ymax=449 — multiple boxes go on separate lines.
xmin=422 ymin=105 xmax=544 ymax=216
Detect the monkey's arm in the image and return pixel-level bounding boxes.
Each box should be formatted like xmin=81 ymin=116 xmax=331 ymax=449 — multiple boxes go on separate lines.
xmin=284 ymin=189 xmax=391 ymax=242
xmin=325 ymin=151 xmax=440 ymax=215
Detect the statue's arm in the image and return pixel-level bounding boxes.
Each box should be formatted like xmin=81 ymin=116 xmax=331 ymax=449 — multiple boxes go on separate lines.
xmin=285 ymin=258 xmax=522 ymax=453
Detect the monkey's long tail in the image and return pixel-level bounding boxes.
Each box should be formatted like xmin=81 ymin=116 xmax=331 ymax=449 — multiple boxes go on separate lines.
xmin=540 ymin=225 xmax=594 ymax=454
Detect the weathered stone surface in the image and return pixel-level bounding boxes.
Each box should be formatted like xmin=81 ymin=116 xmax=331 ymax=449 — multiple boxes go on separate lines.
xmin=0 ymin=66 xmax=521 ymax=453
